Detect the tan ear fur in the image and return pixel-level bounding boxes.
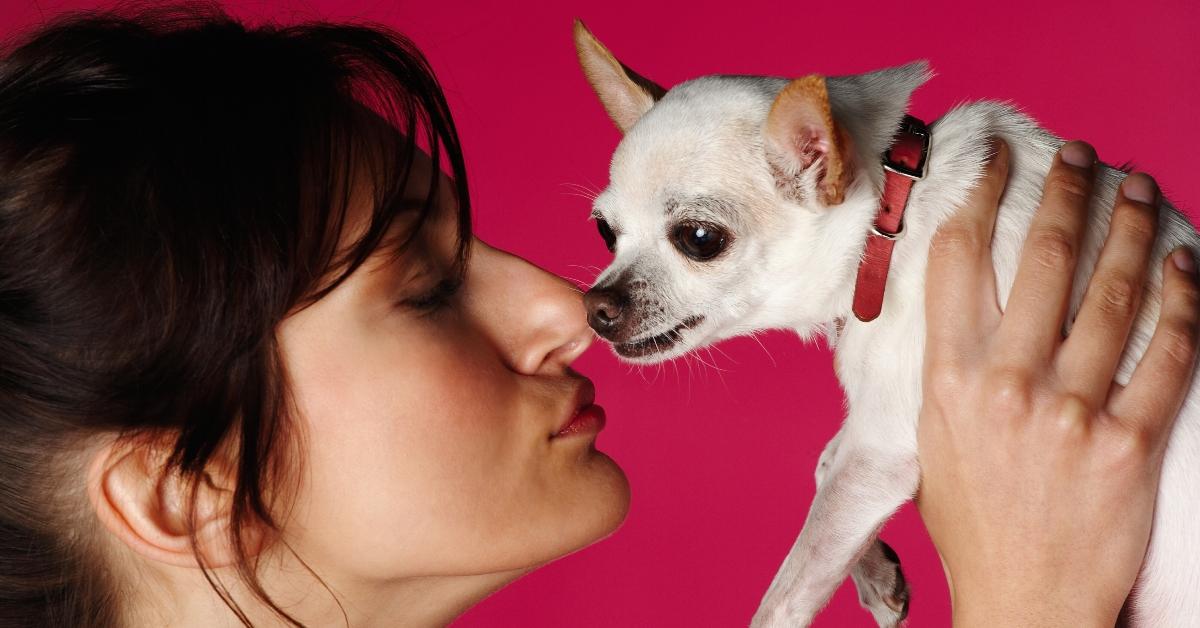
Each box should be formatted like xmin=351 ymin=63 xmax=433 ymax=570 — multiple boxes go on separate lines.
xmin=764 ymin=75 xmax=854 ymax=206
xmin=573 ymin=19 xmax=666 ymax=133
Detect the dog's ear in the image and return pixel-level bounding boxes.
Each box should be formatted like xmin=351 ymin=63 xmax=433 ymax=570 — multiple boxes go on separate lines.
xmin=826 ymin=61 xmax=931 ymax=167
xmin=764 ymin=75 xmax=854 ymax=207
xmin=573 ymin=19 xmax=666 ymax=133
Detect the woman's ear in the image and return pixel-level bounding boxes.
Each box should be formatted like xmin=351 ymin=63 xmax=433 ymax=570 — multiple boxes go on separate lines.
xmin=86 ymin=434 xmax=262 ymax=569
xmin=764 ymin=75 xmax=855 ymax=206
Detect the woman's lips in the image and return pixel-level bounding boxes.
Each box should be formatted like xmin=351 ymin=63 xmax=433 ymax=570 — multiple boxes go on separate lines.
xmin=553 ymin=403 xmax=607 ymax=438
xmin=553 ymin=379 xmax=605 ymax=438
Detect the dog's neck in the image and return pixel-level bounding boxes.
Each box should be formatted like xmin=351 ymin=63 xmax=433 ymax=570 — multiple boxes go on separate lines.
xmin=764 ymin=167 xmax=892 ymax=341
xmin=791 ymin=118 xmax=941 ymax=345
xmin=849 ymin=116 xmax=931 ymax=322
xmin=823 ymin=106 xmax=998 ymax=356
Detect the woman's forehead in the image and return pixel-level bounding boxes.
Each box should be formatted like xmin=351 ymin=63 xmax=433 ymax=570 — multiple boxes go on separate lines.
xmin=334 ymin=102 xmax=467 ymax=278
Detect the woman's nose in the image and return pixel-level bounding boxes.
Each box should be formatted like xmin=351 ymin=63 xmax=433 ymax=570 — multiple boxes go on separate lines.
xmin=467 ymin=240 xmax=594 ymax=375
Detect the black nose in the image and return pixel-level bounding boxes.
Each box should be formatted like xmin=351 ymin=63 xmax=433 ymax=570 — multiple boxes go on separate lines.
xmin=584 ymin=287 xmax=626 ymax=339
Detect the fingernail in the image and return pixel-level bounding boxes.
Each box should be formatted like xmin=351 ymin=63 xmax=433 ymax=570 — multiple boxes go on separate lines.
xmin=1060 ymin=141 xmax=1096 ymax=169
xmin=1123 ymin=173 xmax=1159 ymax=205
xmin=1173 ymin=248 xmax=1196 ymax=274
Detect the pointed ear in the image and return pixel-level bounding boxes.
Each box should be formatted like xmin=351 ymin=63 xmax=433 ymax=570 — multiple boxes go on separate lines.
xmin=826 ymin=61 xmax=932 ymax=161
xmin=573 ymin=19 xmax=666 ymax=133
xmin=764 ymin=75 xmax=855 ymax=206
xmin=86 ymin=434 xmax=262 ymax=569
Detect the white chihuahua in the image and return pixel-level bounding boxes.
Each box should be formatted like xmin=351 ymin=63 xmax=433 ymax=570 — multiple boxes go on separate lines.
xmin=572 ymin=21 xmax=1198 ymax=627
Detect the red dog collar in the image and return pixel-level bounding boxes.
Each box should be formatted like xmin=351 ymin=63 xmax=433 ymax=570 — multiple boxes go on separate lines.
xmin=851 ymin=115 xmax=931 ymax=322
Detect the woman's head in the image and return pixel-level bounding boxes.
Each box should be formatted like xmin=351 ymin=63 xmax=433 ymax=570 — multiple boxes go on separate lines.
xmin=0 ymin=4 xmax=627 ymax=626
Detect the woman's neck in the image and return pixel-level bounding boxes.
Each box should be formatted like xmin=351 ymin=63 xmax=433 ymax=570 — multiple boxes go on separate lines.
xmin=126 ymin=558 xmax=529 ymax=627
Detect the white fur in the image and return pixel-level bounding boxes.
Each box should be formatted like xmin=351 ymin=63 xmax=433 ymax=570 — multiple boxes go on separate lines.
xmin=587 ymin=64 xmax=1198 ymax=626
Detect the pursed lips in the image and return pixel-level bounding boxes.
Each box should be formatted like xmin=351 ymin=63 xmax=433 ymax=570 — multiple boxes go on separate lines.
xmin=551 ymin=378 xmax=602 ymax=438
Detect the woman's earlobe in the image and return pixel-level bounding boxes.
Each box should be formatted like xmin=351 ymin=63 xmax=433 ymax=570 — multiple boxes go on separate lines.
xmin=86 ymin=435 xmax=262 ymax=569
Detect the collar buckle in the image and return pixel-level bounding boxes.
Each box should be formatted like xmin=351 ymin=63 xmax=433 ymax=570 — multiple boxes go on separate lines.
xmin=881 ymin=115 xmax=931 ymax=180
xmin=850 ymin=113 xmax=932 ymax=322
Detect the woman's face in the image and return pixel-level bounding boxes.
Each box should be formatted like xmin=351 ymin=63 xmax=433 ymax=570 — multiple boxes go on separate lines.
xmin=274 ymin=159 xmax=629 ymax=582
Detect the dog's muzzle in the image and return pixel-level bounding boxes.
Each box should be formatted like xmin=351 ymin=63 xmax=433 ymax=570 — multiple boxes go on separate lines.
xmin=584 ymin=286 xmax=635 ymax=342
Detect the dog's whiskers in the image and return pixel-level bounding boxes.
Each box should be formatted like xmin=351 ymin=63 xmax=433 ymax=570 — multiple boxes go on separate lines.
xmin=705 ymin=347 xmax=733 ymax=396
xmin=565 ymin=264 xmax=603 ymax=285
xmin=691 ymin=348 xmax=730 ymax=374
xmin=628 ymin=361 xmax=646 ymax=383
xmin=561 ymin=191 xmax=600 ymax=202
xmin=748 ymin=331 xmax=777 ymax=368
xmin=708 ymin=342 xmax=738 ymax=366
xmin=556 ymin=273 xmax=591 ymax=294
xmin=678 ymin=353 xmax=694 ymax=402
xmin=559 ymin=181 xmax=601 ymax=203
xmin=561 ymin=181 xmax=600 ymax=193
xmin=669 ymin=348 xmax=683 ymax=393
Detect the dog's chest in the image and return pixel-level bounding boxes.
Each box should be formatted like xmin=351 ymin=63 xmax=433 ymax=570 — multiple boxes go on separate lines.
xmin=828 ymin=309 xmax=927 ymax=450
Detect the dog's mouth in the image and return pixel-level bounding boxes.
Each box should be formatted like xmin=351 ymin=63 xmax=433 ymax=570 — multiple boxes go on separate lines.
xmin=613 ymin=315 xmax=705 ymax=359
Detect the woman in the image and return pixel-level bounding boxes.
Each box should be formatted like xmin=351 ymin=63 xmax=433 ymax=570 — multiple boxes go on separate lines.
xmin=0 ymin=4 xmax=1191 ymax=628
xmin=0 ymin=6 xmax=625 ymax=627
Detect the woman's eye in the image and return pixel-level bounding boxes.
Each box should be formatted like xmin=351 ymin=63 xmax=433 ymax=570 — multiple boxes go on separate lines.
xmin=672 ymin=222 xmax=729 ymax=261
xmin=403 ymin=278 xmax=461 ymax=313
xmin=596 ymin=218 xmax=617 ymax=252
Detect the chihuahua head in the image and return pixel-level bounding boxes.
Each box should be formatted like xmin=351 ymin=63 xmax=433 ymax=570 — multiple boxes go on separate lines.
xmin=573 ymin=20 xmax=930 ymax=363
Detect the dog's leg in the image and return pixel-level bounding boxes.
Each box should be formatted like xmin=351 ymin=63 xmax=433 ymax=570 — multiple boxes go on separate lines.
xmin=814 ymin=432 xmax=911 ymax=627
xmin=850 ymin=539 xmax=909 ymax=627
xmin=751 ymin=443 xmax=918 ymax=628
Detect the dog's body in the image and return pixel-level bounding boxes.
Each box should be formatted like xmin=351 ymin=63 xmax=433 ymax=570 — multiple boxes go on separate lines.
xmin=573 ymin=22 xmax=1199 ymax=627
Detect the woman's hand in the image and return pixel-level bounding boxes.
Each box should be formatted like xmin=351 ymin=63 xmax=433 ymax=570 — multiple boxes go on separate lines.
xmin=915 ymin=139 xmax=1200 ymax=627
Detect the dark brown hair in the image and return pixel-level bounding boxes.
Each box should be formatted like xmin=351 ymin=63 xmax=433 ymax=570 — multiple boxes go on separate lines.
xmin=0 ymin=3 xmax=470 ymax=626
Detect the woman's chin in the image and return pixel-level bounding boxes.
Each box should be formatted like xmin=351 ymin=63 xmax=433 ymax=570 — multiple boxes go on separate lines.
xmin=574 ymin=451 xmax=631 ymax=546
xmin=593 ymin=451 xmax=631 ymax=527
xmin=534 ymin=452 xmax=630 ymax=567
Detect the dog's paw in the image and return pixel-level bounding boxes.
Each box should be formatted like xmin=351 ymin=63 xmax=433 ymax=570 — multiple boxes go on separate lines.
xmin=850 ymin=539 xmax=910 ymax=628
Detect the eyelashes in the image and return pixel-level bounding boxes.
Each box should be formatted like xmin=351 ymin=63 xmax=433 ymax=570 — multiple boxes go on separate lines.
xmin=402 ymin=277 xmax=462 ymax=314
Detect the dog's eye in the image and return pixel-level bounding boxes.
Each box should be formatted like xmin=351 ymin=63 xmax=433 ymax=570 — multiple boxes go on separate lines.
xmin=596 ymin=218 xmax=617 ymax=252
xmin=672 ymin=222 xmax=728 ymax=261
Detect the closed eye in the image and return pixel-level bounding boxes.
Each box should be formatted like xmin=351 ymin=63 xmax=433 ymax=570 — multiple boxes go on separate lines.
xmin=401 ymin=277 xmax=462 ymax=314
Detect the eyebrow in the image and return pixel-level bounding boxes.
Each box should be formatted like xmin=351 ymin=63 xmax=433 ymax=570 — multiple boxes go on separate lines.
xmin=378 ymin=203 xmax=469 ymax=282
xmin=372 ymin=190 xmax=458 ymax=258
xmin=666 ymin=195 xmax=735 ymax=222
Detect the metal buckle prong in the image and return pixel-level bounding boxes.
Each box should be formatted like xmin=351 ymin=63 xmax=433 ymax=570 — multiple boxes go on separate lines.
xmin=870 ymin=219 xmax=905 ymax=241
xmin=883 ymin=160 xmax=925 ymax=180
xmin=882 ymin=116 xmax=931 ymax=180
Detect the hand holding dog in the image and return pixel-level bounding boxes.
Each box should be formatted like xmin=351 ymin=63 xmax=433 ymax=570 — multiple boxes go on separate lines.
xmin=916 ymin=140 xmax=1199 ymax=627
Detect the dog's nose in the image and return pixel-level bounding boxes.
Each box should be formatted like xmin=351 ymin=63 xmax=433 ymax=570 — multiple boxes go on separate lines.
xmin=584 ymin=287 xmax=626 ymax=338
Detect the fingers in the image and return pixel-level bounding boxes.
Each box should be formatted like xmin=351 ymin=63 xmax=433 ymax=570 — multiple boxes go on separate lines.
xmin=1056 ymin=174 xmax=1160 ymax=400
xmin=926 ymin=139 xmax=1009 ymax=357
xmin=997 ymin=141 xmax=1096 ymax=363
xmin=1110 ymin=247 xmax=1200 ymax=438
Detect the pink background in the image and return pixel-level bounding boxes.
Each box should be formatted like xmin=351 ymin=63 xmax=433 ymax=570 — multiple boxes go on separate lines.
xmin=4 ymin=1 xmax=1198 ymax=626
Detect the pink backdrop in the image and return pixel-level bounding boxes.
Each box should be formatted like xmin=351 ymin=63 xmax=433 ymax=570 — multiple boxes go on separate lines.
xmin=4 ymin=1 xmax=1198 ymax=626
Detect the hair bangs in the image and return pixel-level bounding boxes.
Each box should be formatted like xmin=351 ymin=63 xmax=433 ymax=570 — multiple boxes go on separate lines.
xmin=288 ymin=23 xmax=472 ymax=311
